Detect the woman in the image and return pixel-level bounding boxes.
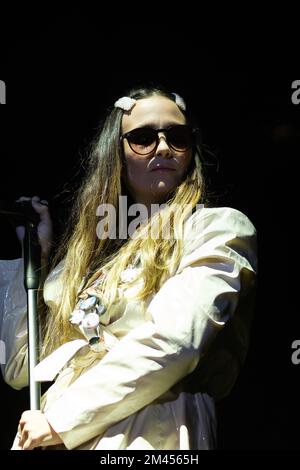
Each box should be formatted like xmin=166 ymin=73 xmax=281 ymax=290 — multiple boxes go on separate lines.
xmin=0 ymin=85 xmax=257 ymax=450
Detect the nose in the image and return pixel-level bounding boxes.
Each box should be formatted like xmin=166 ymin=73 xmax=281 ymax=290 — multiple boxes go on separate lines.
xmin=155 ymin=132 xmax=171 ymax=158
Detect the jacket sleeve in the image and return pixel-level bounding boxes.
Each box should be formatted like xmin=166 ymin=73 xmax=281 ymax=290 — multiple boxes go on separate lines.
xmin=0 ymin=257 xmax=64 ymax=390
xmin=44 ymin=207 xmax=257 ymax=449
xmin=0 ymin=259 xmax=29 ymax=389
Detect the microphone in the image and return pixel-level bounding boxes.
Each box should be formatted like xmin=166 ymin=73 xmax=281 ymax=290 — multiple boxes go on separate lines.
xmin=0 ymin=200 xmax=40 ymax=225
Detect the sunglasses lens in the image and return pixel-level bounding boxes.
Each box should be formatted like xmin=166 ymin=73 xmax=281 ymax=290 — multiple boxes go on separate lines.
xmin=124 ymin=125 xmax=195 ymax=155
xmin=168 ymin=126 xmax=193 ymax=151
xmin=127 ymin=128 xmax=156 ymax=155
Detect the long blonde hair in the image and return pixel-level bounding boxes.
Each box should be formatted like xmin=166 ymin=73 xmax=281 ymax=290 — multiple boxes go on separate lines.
xmin=41 ymin=86 xmax=206 ymax=357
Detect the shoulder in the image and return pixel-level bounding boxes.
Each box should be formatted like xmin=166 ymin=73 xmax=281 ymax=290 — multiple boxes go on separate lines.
xmin=180 ymin=206 xmax=257 ymax=273
xmin=186 ymin=206 xmax=256 ymax=239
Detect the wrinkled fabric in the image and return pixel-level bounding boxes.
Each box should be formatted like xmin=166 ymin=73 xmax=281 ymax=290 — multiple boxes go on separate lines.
xmin=0 ymin=207 xmax=257 ymax=450
xmin=0 ymin=258 xmax=28 ymax=389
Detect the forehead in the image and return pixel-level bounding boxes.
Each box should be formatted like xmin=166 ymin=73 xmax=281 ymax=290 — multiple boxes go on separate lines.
xmin=122 ymin=96 xmax=186 ymax=131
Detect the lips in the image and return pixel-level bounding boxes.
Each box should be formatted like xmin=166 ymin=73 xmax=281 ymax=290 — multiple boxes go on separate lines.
xmin=151 ymin=167 xmax=175 ymax=171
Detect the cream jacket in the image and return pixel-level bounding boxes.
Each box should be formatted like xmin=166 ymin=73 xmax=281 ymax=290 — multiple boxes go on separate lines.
xmin=0 ymin=207 xmax=257 ymax=450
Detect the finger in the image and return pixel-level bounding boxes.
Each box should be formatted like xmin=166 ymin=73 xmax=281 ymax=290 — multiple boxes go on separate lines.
xmin=32 ymin=197 xmax=49 ymax=206
xmin=22 ymin=436 xmax=33 ymax=450
xmin=16 ymin=196 xmax=49 ymax=210
xmin=18 ymin=423 xmax=30 ymax=449
xmin=22 ymin=432 xmax=42 ymax=451
xmin=18 ymin=431 xmax=26 ymax=449
xmin=19 ymin=410 xmax=32 ymax=427
xmin=19 ymin=418 xmax=25 ymax=430
xmin=16 ymin=226 xmax=25 ymax=242
xmin=16 ymin=196 xmax=43 ymax=203
xmin=16 ymin=196 xmax=32 ymax=202
xmin=31 ymin=198 xmax=50 ymax=216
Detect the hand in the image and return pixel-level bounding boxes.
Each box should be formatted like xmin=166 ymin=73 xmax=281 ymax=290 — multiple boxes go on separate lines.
xmin=15 ymin=196 xmax=54 ymax=259
xmin=16 ymin=410 xmax=63 ymax=450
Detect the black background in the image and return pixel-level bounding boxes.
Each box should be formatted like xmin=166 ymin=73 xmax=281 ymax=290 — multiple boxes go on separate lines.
xmin=0 ymin=5 xmax=299 ymax=450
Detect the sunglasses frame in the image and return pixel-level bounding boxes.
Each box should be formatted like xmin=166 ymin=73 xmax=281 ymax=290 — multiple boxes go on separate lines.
xmin=121 ymin=124 xmax=198 ymax=156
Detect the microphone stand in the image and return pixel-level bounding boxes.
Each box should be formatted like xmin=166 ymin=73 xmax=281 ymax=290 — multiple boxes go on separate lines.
xmin=23 ymin=218 xmax=41 ymax=410
xmin=0 ymin=201 xmax=42 ymax=410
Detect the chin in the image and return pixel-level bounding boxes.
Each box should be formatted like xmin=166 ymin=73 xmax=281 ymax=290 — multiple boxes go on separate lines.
xmin=151 ymin=185 xmax=177 ymax=202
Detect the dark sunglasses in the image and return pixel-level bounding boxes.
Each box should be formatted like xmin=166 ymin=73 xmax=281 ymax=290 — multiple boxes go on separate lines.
xmin=121 ymin=125 xmax=197 ymax=155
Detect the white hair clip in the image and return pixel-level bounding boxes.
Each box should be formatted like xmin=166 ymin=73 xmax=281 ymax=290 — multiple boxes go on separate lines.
xmin=172 ymin=93 xmax=186 ymax=111
xmin=114 ymin=97 xmax=137 ymax=112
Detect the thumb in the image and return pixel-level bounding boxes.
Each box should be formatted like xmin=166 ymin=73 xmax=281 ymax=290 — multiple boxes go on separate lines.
xmin=31 ymin=197 xmax=50 ymax=219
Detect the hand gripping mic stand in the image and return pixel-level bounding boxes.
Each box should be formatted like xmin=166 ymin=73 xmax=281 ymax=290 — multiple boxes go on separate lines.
xmin=0 ymin=201 xmax=41 ymax=409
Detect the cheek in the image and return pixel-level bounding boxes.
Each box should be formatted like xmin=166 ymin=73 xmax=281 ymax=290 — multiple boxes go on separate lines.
xmin=124 ymin=157 xmax=149 ymax=186
xmin=178 ymin=152 xmax=193 ymax=175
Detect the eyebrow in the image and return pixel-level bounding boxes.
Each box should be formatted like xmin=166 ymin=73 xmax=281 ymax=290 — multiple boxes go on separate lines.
xmin=124 ymin=121 xmax=186 ymax=133
xmin=141 ymin=120 xmax=185 ymax=128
